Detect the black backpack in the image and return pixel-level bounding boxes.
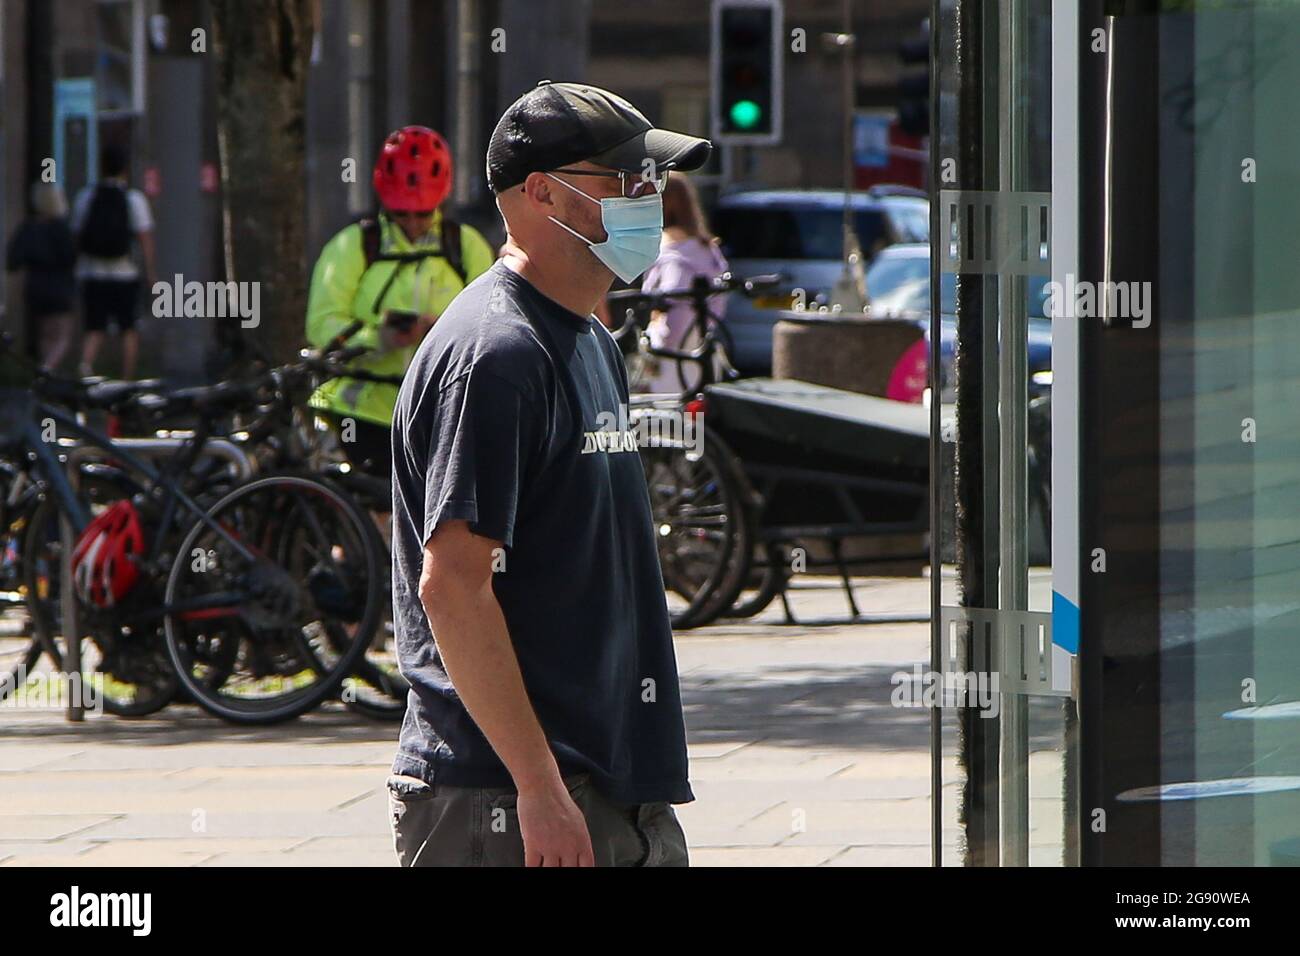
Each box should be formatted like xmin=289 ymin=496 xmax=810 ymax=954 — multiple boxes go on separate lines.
xmin=78 ymin=184 xmax=133 ymax=258
xmin=357 ymin=214 xmax=466 ymax=316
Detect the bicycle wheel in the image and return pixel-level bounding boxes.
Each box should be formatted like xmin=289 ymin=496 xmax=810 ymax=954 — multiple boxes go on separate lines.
xmin=343 ymin=626 xmax=409 ymax=721
xmin=325 ymin=468 xmax=407 ymax=721
xmin=163 ymin=474 xmax=382 ymax=724
xmin=726 ymin=543 xmax=791 ymax=620
xmin=340 ymin=547 xmax=406 ymax=721
xmin=678 ymin=434 xmax=754 ymax=627
xmin=2 ymin=485 xmax=45 ymax=702
xmin=641 ymin=424 xmax=748 ymax=629
xmin=675 ymin=318 xmax=737 ymax=394
xmin=21 ymin=466 xmax=178 ymax=716
xmin=624 ymin=339 xmax=657 ymax=395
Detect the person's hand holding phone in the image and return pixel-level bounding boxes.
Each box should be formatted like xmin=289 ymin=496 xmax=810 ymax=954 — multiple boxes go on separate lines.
xmin=380 ymin=310 xmax=437 ymax=351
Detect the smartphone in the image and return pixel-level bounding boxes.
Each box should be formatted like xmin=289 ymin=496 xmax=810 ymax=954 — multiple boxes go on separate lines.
xmin=384 ymin=310 xmax=418 ymax=333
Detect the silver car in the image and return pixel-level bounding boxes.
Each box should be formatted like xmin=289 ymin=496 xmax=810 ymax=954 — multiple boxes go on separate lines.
xmin=711 ymin=186 xmax=929 ymax=372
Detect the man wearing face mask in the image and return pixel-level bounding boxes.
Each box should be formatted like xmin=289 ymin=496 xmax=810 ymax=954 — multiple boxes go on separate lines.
xmin=386 ymin=81 xmax=711 ymax=867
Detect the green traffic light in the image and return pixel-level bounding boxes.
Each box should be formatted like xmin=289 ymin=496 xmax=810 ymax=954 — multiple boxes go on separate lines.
xmin=728 ymin=99 xmax=763 ymax=130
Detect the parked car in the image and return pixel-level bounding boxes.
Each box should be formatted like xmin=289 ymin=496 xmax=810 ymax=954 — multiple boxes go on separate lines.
xmin=712 ymin=186 xmax=929 ymax=373
xmin=864 ymin=242 xmax=1053 ymax=402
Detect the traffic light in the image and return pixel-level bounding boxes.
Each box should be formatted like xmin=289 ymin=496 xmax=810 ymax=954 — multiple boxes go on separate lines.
xmin=711 ymin=0 xmax=783 ymax=146
xmin=897 ymin=19 xmax=930 ymax=137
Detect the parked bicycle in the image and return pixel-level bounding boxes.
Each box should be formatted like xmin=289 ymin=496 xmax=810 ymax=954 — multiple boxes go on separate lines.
xmin=1 ymin=335 xmax=385 ymax=724
xmin=609 ymin=272 xmax=782 ymax=628
xmin=109 ymin=327 xmax=408 ymax=720
xmin=610 ymin=272 xmax=932 ymax=629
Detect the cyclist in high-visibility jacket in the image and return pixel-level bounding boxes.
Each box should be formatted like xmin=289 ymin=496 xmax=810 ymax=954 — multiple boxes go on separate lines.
xmin=306 ymin=126 xmax=494 ymax=476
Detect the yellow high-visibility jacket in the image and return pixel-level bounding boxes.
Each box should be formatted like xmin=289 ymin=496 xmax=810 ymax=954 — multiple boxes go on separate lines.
xmin=305 ymin=210 xmax=494 ymax=426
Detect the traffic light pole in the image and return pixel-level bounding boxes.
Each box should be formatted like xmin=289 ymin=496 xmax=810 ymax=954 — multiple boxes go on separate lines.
xmin=825 ymin=1 xmax=866 ymax=311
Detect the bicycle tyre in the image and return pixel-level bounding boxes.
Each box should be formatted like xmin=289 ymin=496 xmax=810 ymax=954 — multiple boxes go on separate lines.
xmin=641 ymin=423 xmax=746 ymax=629
xmin=2 ymin=489 xmax=48 ymax=702
xmin=20 ymin=467 xmax=179 ymax=717
xmin=163 ymin=474 xmax=382 ymax=724
xmin=324 ymin=468 xmax=408 ymax=720
xmin=726 ymin=544 xmax=790 ymax=620
xmin=675 ymin=431 xmax=753 ymax=627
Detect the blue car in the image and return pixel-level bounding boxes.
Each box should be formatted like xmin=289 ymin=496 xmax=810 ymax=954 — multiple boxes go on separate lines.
xmin=865 ymin=243 xmax=1053 ymax=402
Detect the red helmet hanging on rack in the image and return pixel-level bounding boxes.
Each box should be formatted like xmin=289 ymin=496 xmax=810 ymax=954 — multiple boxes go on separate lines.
xmin=372 ymin=126 xmax=453 ymax=211
xmin=71 ymin=500 xmax=144 ymax=609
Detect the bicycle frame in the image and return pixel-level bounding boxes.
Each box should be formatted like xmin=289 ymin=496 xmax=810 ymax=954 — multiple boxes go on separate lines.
xmin=25 ymin=401 xmax=262 ymax=569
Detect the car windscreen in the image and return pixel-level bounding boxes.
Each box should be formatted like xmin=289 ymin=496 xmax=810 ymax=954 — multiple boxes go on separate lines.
xmin=715 ymin=207 xmax=889 ymax=260
xmin=866 ymin=255 xmax=930 ymax=313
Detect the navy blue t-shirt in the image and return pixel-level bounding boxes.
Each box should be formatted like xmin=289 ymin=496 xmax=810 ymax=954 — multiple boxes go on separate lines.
xmin=390 ymin=261 xmax=693 ymax=806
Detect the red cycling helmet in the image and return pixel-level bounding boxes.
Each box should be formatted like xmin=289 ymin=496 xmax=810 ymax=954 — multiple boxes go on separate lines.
xmin=71 ymin=501 xmax=144 ymax=609
xmin=373 ymin=126 xmax=453 ymax=211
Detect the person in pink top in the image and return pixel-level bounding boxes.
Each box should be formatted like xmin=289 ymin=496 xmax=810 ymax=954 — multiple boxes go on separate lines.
xmin=639 ymin=175 xmax=729 ymax=394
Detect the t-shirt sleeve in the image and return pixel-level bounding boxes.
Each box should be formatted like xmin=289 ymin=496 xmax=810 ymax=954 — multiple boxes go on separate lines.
xmin=69 ymin=188 xmax=92 ymax=234
xmin=127 ymin=190 xmax=154 ymax=233
xmin=421 ymin=365 xmax=538 ymax=549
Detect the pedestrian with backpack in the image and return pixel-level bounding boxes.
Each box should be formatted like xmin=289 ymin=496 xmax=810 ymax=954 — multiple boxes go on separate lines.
xmin=70 ymin=143 xmax=156 ymax=379
xmin=305 ymin=126 xmax=495 ymax=479
xmin=5 ymin=182 xmax=77 ymax=370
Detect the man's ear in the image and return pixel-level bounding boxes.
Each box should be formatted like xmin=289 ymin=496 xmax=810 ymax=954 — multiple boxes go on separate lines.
xmin=522 ymin=171 xmax=556 ymax=211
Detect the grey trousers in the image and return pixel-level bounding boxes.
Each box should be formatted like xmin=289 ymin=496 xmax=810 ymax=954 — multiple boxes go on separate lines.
xmin=387 ymin=772 xmax=689 ymax=867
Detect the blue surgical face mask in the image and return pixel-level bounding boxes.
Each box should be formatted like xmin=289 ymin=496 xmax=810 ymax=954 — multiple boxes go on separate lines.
xmin=546 ymin=173 xmax=663 ymax=283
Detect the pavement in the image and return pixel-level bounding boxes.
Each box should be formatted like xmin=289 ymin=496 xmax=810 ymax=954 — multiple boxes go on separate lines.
xmin=0 ymin=575 xmax=1067 ymax=867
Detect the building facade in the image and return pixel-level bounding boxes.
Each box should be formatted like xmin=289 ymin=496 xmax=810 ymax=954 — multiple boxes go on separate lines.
xmin=1 ymin=0 xmax=927 ymax=379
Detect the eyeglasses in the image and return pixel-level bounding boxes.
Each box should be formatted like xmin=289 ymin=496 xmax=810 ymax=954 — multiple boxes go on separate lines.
xmin=389 ymin=209 xmax=435 ymax=221
xmin=547 ymin=167 xmax=668 ymax=199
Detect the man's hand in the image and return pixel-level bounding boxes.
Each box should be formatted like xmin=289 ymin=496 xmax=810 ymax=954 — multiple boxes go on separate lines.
xmin=517 ymin=780 xmax=595 ymax=867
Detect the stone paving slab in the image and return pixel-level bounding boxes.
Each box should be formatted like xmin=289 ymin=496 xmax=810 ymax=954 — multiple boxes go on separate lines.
xmin=22 ymin=740 xmax=395 ymax=773
xmin=1 ymin=780 xmax=378 ymax=817
xmin=822 ymin=846 xmax=931 ymax=866
xmin=692 ymin=777 xmax=937 ymax=801
xmin=197 ymin=850 xmax=397 ymax=867
xmin=71 ymin=808 xmax=381 ymax=842
xmin=0 ymin=814 xmax=121 ymax=842
xmin=1 ymin=767 xmax=208 ymax=793
xmin=0 ymin=840 xmax=99 ymax=865
xmin=692 ymin=846 xmax=844 ymax=867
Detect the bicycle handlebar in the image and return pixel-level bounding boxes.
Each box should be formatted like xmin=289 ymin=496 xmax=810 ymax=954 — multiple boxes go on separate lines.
xmin=606 ymin=271 xmax=782 ymax=309
xmin=605 ymin=272 xmax=783 ymax=398
xmin=292 ymin=317 xmax=403 ymax=384
xmin=323 ymin=319 xmax=366 ymax=354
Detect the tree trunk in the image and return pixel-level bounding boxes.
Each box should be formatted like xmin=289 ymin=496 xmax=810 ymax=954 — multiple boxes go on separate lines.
xmin=209 ymin=0 xmax=314 ymax=366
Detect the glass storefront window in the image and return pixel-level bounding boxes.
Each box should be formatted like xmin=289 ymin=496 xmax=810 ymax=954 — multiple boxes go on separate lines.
xmin=1154 ymin=1 xmax=1300 ymax=866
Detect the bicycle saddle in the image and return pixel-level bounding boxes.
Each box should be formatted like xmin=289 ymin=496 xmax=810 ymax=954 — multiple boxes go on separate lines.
xmin=136 ymin=380 xmax=262 ymax=415
xmin=83 ymin=379 xmax=165 ymax=409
